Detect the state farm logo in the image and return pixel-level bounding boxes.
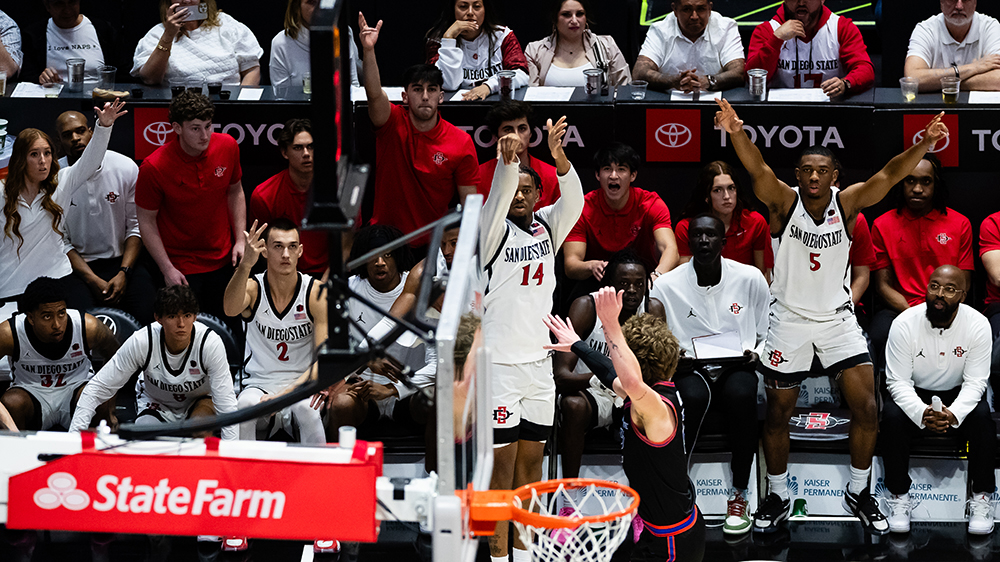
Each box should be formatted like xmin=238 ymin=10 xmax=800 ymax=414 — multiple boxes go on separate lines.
xmin=144 ymin=122 xmax=173 ymax=146
xmin=904 ymin=114 xmax=958 ymax=167
xmin=34 ymin=472 xmax=89 ymax=511
xmin=655 ymin=123 xmax=692 ymax=148
xmin=646 ymin=109 xmax=700 ymax=162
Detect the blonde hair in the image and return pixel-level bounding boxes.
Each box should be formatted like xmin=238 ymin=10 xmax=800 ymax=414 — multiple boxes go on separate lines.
xmin=284 ymin=0 xmax=307 ymax=39
xmin=622 ymin=314 xmax=680 ymax=384
xmin=160 ymin=0 xmax=222 ymax=37
xmin=454 ymin=314 xmax=481 ymax=376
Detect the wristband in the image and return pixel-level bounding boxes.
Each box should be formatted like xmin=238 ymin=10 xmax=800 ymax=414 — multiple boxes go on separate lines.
xmin=120 ymin=266 xmax=132 ymax=276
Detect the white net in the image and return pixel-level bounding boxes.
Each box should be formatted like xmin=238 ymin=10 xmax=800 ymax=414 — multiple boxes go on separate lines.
xmin=512 ymin=481 xmax=637 ymax=562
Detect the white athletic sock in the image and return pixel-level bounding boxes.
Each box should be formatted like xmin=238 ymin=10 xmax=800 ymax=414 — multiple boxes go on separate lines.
xmin=767 ymin=472 xmax=789 ymax=501
xmin=512 ymin=548 xmax=530 ymax=562
xmin=491 ymin=556 xmax=508 ymax=562
xmin=849 ymin=466 xmax=870 ymax=495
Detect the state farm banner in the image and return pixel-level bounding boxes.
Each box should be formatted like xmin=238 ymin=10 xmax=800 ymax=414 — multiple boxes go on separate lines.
xmin=8 ymin=448 xmax=380 ymax=541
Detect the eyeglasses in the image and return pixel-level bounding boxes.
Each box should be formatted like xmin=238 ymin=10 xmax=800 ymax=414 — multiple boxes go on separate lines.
xmin=927 ymin=282 xmax=963 ymax=297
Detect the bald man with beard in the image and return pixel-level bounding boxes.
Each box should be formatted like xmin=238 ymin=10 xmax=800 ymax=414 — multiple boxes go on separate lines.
xmin=56 ymin=110 xmax=156 ymax=324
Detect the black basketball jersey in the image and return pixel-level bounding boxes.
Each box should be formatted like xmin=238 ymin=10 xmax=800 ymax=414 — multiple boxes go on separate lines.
xmin=623 ymin=381 xmax=697 ymax=530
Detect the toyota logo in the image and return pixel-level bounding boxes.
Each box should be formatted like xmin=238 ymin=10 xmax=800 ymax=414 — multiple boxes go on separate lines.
xmin=913 ymin=130 xmax=948 ymax=153
xmin=655 ymin=123 xmax=692 ymax=148
xmin=144 ymin=122 xmax=174 ymax=146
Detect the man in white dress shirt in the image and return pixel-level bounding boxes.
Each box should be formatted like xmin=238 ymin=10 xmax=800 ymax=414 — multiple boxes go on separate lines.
xmin=903 ymin=0 xmax=1000 ymax=92
xmin=881 ymin=265 xmax=996 ymax=536
xmin=633 ymin=0 xmax=745 ymax=92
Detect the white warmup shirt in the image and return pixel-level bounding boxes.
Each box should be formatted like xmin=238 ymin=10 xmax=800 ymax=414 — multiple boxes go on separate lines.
xmin=70 ymin=321 xmax=239 ymax=439
xmin=907 ymin=12 xmax=1000 ymax=69
xmin=434 ymin=27 xmax=529 ymax=93
xmin=652 ymin=259 xmax=769 ymax=358
xmin=243 ymin=272 xmax=316 ymax=391
xmin=885 ymin=303 xmax=991 ymax=428
xmin=62 ymin=150 xmax=139 ymax=261
xmin=480 ymin=158 xmax=584 ymax=365
xmin=0 ymin=123 xmax=112 ymax=299
xmin=638 ymin=12 xmax=744 ymax=76
xmin=46 ymin=16 xmax=104 ymax=82
xmin=269 ymin=25 xmax=359 ymax=87
xmin=131 ymin=13 xmax=263 ymax=85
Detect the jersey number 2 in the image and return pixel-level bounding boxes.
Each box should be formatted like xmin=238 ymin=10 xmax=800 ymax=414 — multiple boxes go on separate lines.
xmin=520 ymin=263 xmax=544 ymax=286
xmin=809 ymin=252 xmax=821 ymax=271
xmin=276 ymin=342 xmax=290 ymax=362
xmin=40 ymin=374 xmax=67 ymax=388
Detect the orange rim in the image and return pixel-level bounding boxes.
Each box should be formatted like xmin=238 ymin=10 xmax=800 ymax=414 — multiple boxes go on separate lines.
xmin=509 ymin=478 xmax=640 ymax=529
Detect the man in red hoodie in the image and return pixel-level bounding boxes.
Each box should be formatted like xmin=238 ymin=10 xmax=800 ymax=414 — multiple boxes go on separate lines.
xmin=746 ymin=0 xmax=873 ymax=97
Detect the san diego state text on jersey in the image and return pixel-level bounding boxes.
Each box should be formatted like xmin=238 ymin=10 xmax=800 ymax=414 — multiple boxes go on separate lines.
xmin=144 ymin=375 xmax=208 ymax=394
xmin=503 ymin=238 xmax=552 ymax=263
xmin=253 ymin=322 xmax=313 ymax=342
xmin=787 ymin=224 xmax=844 ymax=250
xmin=17 ymin=358 xmax=87 ymax=375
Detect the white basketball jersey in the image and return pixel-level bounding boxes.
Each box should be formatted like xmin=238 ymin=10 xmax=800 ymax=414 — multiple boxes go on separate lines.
xmin=348 ymin=271 xmax=409 ymax=338
xmin=572 ymin=296 xmax=648 ymax=378
xmin=136 ymin=322 xmax=215 ymax=413
xmin=771 ymin=188 xmax=853 ymax=319
xmin=769 ymin=13 xmax=844 ymax=89
xmin=482 ymin=211 xmax=557 ymax=364
xmin=10 ymin=309 xmax=93 ymax=390
xmin=244 ymin=272 xmax=316 ymax=388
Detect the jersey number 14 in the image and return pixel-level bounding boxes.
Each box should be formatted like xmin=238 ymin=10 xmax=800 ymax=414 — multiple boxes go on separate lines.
xmin=520 ymin=263 xmax=545 ymax=286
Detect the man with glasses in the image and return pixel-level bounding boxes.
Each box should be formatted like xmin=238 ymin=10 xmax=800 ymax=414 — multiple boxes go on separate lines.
xmin=881 ymin=265 xmax=995 ymax=536
xmin=870 ymin=154 xmax=973 ymax=377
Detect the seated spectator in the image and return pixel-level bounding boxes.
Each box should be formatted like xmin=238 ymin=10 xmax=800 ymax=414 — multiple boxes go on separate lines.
xmin=0 ymin=9 xmax=22 ymax=77
xmin=270 ymin=0 xmax=361 ymax=88
xmin=133 ymin=0 xmax=263 ymax=86
xmin=224 ymin=219 xmax=326 ymax=444
xmin=20 ymin=0 xmax=119 ymax=85
xmin=425 ymin=0 xmax=529 ymax=100
xmin=563 ymin=142 xmax=677 ymax=284
xmin=55 ymin=110 xmax=155 ymax=325
xmin=478 ymin=100 xmax=561 ymax=209
xmin=1 ymin=277 xmax=120 ymax=431
xmin=70 ymin=284 xmax=239 ymax=439
xmin=652 ymin=215 xmax=769 ymax=537
xmin=250 ymin=119 xmax=328 ymax=277
xmin=882 ymin=265 xmax=994 ymax=536
xmin=978 ymin=210 xmax=1000 ymax=402
xmin=551 ymin=250 xmax=664 ymax=499
xmin=904 ymin=0 xmax=1000 ymax=92
xmin=674 ymin=160 xmax=771 ymax=280
xmin=747 ymin=0 xmax=874 ymax=95
xmin=359 ymin=13 xmax=478 ymax=248
xmin=329 ymin=225 xmax=416 ymax=441
xmin=136 ymin=91 xmax=246 ymax=337
xmin=633 ymin=0 xmax=744 ymax=92
xmin=524 ymin=0 xmax=631 ymax=87
xmin=870 ymin=154 xmax=973 ymax=375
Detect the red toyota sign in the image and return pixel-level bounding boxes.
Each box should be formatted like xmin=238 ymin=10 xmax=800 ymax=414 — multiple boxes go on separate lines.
xmin=8 ymin=444 xmax=382 ymax=541
xmin=646 ymin=109 xmax=701 ymax=162
xmin=903 ymin=113 xmax=958 ymax=167
xmin=133 ymin=107 xmax=173 ymax=161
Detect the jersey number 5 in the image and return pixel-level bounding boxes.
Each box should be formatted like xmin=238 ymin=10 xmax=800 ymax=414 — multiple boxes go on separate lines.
xmin=520 ymin=263 xmax=544 ymax=286
xmin=809 ymin=252 xmax=821 ymax=271
xmin=40 ymin=374 xmax=67 ymax=388
xmin=276 ymin=342 xmax=290 ymax=362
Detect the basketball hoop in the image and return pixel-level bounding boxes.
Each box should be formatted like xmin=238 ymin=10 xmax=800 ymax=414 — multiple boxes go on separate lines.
xmin=465 ymin=478 xmax=639 ymax=562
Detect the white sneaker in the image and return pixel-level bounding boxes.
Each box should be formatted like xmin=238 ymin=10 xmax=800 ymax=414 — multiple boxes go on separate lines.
xmin=885 ymin=493 xmax=911 ymax=534
xmin=968 ymin=493 xmax=995 ymax=535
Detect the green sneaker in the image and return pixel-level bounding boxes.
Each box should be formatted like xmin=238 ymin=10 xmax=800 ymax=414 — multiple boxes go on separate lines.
xmin=724 ymin=489 xmax=752 ymax=535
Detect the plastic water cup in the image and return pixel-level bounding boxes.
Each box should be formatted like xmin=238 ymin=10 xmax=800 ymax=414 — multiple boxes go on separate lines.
xmin=0 ymin=118 xmax=7 ymax=151
xmin=0 ymin=70 xmax=6 ymax=97
xmin=208 ymin=81 xmax=222 ymax=96
xmin=940 ymin=76 xmax=960 ymax=104
xmin=899 ymin=77 xmax=918 ymax=102
xmin=584 ymin=68 xmax=603 ymax=95
xmin=303 ymin=72 xmax=312 ymax=95
xmin=66 ymin=58 xmax=85 ymax=92
xmin=748 ymin=68 xmax=767 ymax=100
xmin=631 ymin=80 xmax=648 ymax=100
xmin=498 ymin=69 xmax=515 ymax=100
xmin=186 ymin=78 xmax=203 ymax=94
xmin=98 ymin=65 xmax=116 ymax=90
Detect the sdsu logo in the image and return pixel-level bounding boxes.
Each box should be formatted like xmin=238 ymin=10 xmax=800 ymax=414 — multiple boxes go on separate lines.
xmin=768 ymin=350 xmax=788 ymax=367
xmin=789 ymin=412 xmax=850 ymax=430
xmin=936 ymin=233 xmax=952 ymax=245
xmin=214 ymin=166 xmax=226 ymax=178
xmin=729 ymin=303 xmax=742 ymax=315
xmin=432 ymin=152 xmax=448 ymax=165
xmin=105 ymin=191 xmax=119 ymax=204
xmin=33 ymin=473 xmax=89 ymax=511
xmin=953 ymin=346 xmax=966 ymax=357
xmin=493 ymin=406 xmax=511 ymax=424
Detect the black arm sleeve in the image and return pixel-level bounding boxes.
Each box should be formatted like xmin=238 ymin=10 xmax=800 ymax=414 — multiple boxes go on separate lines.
xmin=571 ymin=341 xmax=617 ymax=389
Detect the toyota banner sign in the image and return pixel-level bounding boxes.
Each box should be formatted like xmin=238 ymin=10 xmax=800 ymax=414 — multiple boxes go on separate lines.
xmin=646 ymin=109 xmax=701 ymax=162
xmin=8 ymin=445 xmax=382 ymax=541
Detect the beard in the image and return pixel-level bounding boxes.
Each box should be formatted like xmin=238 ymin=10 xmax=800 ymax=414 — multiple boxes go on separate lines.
xmin=925 ymin=297 xmax=959 ymax=324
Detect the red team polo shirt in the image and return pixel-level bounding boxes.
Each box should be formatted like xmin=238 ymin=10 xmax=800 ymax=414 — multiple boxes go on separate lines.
xmin=851 ymin=212 xmax=875 ymax=267
xmin=675 ymin=209 xmax=774 ymax=268
xmin=872 ymin=207 xmax=974 ymax=307
xmin=250 ymin=169 xmax=329 ymax=276
xmin=136 ymin=133 xmax=242 ymax=275
xmin=371 ymin=104 xmax=479 ymax=242
xmin=566 ymin=187 xmax=672 ymax=269
xmin=978 ymin=211 xmax=1000 ymax=305
xmin=477 ymin=154 xmax=561 ymax=210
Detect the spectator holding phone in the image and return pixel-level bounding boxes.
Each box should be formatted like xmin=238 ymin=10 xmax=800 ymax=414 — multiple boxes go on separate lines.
xmin=133 ymin=0 xmax=263 ymax=86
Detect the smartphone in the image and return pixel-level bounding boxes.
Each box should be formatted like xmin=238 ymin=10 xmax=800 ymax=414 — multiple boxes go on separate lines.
xmin=178 ymin=2 xmax=209 ymax=22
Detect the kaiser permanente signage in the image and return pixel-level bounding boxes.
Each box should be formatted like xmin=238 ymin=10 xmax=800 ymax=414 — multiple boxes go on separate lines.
xmin=8 ymin=437 xmax=382 ymax=541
